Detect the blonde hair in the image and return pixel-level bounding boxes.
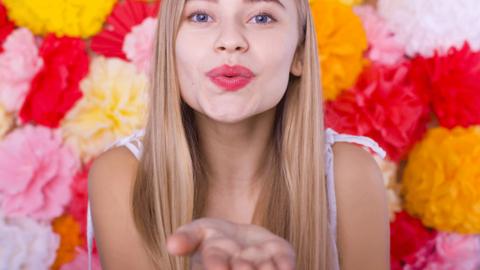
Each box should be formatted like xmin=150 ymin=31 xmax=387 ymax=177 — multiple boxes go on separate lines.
xmin=132 ymin=0 xmax=335 ymax=269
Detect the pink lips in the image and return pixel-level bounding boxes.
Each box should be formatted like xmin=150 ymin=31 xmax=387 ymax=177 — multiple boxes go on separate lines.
xmin=206 ymin=65 xmax=255 ymax=92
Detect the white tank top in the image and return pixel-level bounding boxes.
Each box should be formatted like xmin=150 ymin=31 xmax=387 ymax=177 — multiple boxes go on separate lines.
xmin=86 ymin=128 xmax=386 ymax=270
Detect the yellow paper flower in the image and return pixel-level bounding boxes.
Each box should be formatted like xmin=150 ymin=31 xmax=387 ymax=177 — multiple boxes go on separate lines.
xmin=51 ymin=215 xmax=83 ymax=270
xmin=402 ymin=126 xmax=480 ymax=234
xmin=2 ymin=0 xmax=116 ymax=38
xmin=310 ymin=0 xmax=368 ymax=100
xmin=0 ymin=104 xmax=13 ymax=138
xmin=374 ymin=155 xmax=402 ymax=221
xmin=61 ymin=57 xmax=148 ymax=163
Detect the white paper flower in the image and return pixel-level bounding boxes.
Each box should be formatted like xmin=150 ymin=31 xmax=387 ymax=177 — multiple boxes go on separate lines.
xmin=374 ymin=155 xmax=402 ymax=221
xmin=0 ymin=212 xmax=60 ymax=269
xmin=378 ymin=0 xmax=480 ymax=57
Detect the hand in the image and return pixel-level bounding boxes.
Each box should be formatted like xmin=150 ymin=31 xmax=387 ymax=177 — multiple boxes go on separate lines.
xmin=166 ymin=217 xmax=296 ymax=270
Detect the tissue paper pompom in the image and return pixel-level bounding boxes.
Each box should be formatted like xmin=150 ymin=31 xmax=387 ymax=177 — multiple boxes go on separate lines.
xmin=0 ymin=28 xmax=43 ymax=112
xmin=66 ymin=162 xmax=96 ymax=253
xmin=0 ymin=3 xmax=15 ymax=53
xmin=325 ymin=62 xmax=431 ymax=161
xmin=0 ymin=214 xmax=60 ymax=269
xmin=0 ymin=125 xmax=80 ymax=221
xmin=51 ymin=215 xmax=83 ymax=270
xmin=353 ymin=5 xmax=405 ymax=66
xmin=0 ymin=104 xmax=13 ymax=138
xmin=61 ymin=57 xmax=148 ymax=163
xmin=123 ymin=17 xmax=157 ymax=75
xmin=403 ymin=233 xmax=480 ymax=270
xmin=402 ymin=126 xmax=480 ymax=234
xmin=1 ymin=0 xmax=116 ymax=38
xmin=91 ymin=0 xmax=160 ymax=59
xmin=60 ymin=247 xmax=102 ymax=270
xmin=310 ymin=0 xmax=368 ymax=100
xmin=373 ymin=156 xmax=402 ymax=221
xmin=390 ymin=211 xmax=437 ymax=270
xmin=425 ymin=233 xmax=480 ymax=270
xmin=411 ymin=43 xmax=480 ymax=129
xmin=378 ymin=0 xmax=480 ymax=57
xmin=19 ymin=34 xmax=89 ymax=128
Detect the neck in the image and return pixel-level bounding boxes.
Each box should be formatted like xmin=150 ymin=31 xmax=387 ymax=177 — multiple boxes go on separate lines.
xmin=194 ymin=106 xmax=277 ymax=196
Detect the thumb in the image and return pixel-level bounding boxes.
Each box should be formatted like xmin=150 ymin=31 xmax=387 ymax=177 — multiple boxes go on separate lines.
xmin=167 ymin=225 xmax=205 ymax=256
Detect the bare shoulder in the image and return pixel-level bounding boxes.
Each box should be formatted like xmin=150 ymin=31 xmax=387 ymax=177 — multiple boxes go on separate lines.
xmin=88 ymin=146 xmax=156 ymax=270
xmin=332 ymin=142 xmax=390 ymax=270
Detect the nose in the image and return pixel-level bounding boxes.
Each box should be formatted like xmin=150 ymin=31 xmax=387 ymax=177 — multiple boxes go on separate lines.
xmin=214 ymin=21 xmax=249 ymax=54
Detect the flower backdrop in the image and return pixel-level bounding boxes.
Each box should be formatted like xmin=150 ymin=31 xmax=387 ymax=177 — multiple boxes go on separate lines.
xmin=0 ymin=0 xmax=479 ymax=269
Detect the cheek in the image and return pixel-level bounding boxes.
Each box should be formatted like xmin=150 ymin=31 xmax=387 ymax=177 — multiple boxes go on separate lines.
xmin=175 ymin=32 xmax=203 ymax=110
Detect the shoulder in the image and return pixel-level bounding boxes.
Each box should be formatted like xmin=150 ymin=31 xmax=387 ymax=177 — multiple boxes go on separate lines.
xmin=331 ymin=142 xmax=390 ymax=269
xmin=88 ymin=146 xmax=155 ymax=269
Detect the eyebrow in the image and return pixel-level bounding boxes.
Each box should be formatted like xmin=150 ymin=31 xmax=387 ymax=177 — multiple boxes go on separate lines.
xmin=185 ymin=0 xmax=286 ymax=9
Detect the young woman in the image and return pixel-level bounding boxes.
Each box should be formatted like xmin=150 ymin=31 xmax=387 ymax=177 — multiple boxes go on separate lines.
xmin=88 ymin=0 xmax=390 ymax=269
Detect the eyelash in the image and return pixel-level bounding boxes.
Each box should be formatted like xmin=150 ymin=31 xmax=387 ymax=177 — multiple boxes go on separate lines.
xmin=187 ymin=9 xmax=277 ymax=24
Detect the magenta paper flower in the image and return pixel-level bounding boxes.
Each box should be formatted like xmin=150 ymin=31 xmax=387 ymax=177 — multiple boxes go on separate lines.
xmin=60 ymin=246 xmax=102 ymax=270
xmin=123 ymin=17 xmax=157 ymax=75
xmin=0 ymin=212 xmax=60 ymax=269
xmin=353 ymin=5 xmax=405 ymax=66
xmin=0 ymin=28 xmax=43 ymax=112
xmin=0 ymin=125 xmax=79 ymax=221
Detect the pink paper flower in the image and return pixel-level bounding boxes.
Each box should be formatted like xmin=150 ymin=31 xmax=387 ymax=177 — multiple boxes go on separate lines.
xmin=0 ymin=213 xmax=60 ymax=269
xmin=0 ymin=125 xmax=80 ymax=221
xmin=60 ymin=247 xmax=102 ymax=270
xmin=405 ymin=233 xmax=480 ymax=270
xmin=353 ymin=5 xmax=405 ymax=66
xmin=0 ymin=28 xmax=43 ymax=112
xmin=123 ymin=17 xmax=156 ymax=75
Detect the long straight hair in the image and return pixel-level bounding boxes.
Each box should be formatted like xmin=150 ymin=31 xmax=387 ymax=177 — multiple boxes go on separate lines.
xmin=131 ymin=0 xmax=335 ymax=269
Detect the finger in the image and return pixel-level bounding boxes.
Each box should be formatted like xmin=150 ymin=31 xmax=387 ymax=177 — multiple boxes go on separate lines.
xmin=234 ymin=245 xmax=269 ymax=264
xmin=167 ymin=223 xmax=205 ymax=256
xmin=231 ymin=257 xmax=255 ymax=270
xmin=201 ymin=246 xmax=230 ymax=270
xmin=257 ymin=259 xmax=276 ymax=270
xmin=271 ymin=254 xmax=296 ymax=270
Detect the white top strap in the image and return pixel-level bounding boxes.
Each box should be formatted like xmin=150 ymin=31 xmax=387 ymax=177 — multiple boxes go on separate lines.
xmin=324 ymin=128 xmax=386 ymax=270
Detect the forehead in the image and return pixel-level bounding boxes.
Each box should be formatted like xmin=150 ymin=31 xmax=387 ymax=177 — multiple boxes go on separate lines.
xmin=185 ymin=0 xmax=287 ymax=9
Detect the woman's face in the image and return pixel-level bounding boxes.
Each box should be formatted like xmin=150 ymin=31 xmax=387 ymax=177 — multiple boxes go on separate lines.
xmin=175 ymin=0 xmax=302 ymax=123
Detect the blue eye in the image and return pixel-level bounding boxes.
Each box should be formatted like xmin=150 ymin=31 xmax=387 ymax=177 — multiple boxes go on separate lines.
xmin=250 ymin=13 xmax=275 ymax=24
xmin=189 ymin=11 xmax=212 ymax=23
xmin=188 ymin=10 xmax=276 ymax=25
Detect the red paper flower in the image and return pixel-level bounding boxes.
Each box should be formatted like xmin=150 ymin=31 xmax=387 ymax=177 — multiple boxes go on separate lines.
xmin=0 ymin=2 xmax=15 ymax=53
xmin=19 ymin=34 xmax=89 ymax=128
xmin=65 ymin=161 xmax=99 ymax=254
xmin=411 ymin=42 xmax=480 ymax=129
xmin=91 ymin=0 xmax=160 ymax=59
xmin=325 ymin=61 xmax=431 ymax=161
xmin=390 ymin=211 xmax=437 ymax=270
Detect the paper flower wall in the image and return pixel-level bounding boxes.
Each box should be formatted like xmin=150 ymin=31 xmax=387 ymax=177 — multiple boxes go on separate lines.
xmin=0 ymin=105 xmax=12 ymax=138
xmin=374 ymin=155 xmax=402 ymax=221
xmin=50 ymin=215 xmax=84 ymax=270
xmin=91 ymin=0 xmax=160 ymax=60
xmin=19 ymin=34 xmax=89 ymax=128
xmin=402 ymin=126 xmax=480 ymax=234
xmin=1 ymin=0 xmax=117 ymax=38
xmin=325 ymin=62 xmax=431 ymax=161
xmin=353 ymin=5 xmax=405 ymax=66
xmin=0 ymin=213 xmax=60 ymax=269
xmin=0 ymin=28 xmax=43 ymax=112
xmin=0 ymin=2 xmax=14 ymax=53
xmin=123 ymin=17 xmax=157 ymax=74
xmin=61 ymin=57 xmax=148 ymax=163
xmin=0 ymin=125 xmax=79 ymax=221
xmin=411 ymin=42 xmax=480 ymax=129
xmin=378 ymin=0 xmax=480 ymax=57
xmin=310 ymin=0 xmax=368 ymax=100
